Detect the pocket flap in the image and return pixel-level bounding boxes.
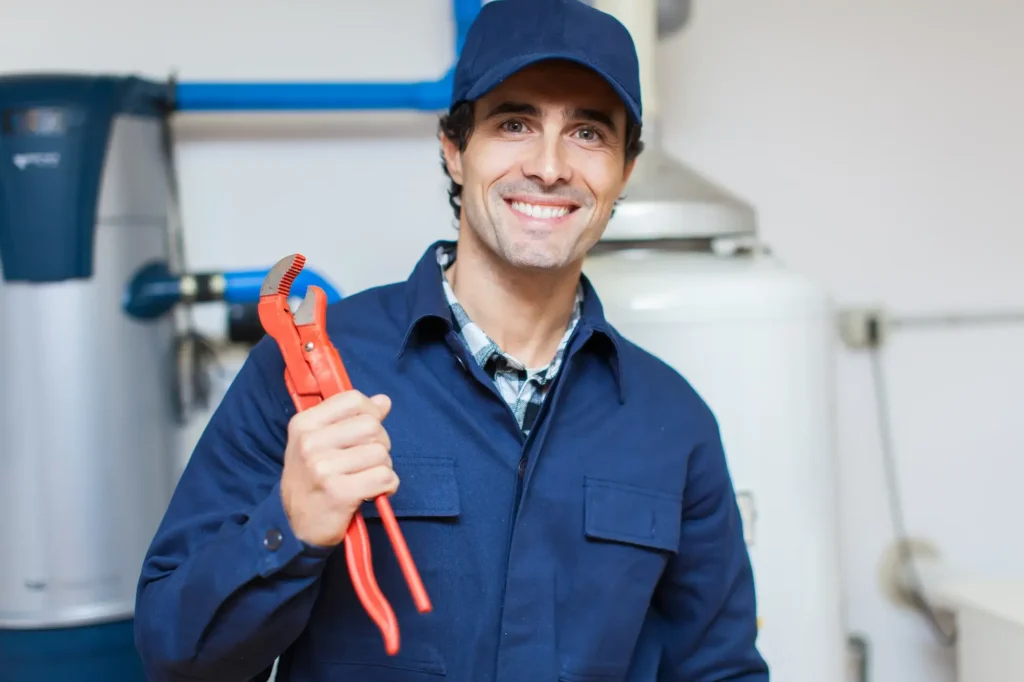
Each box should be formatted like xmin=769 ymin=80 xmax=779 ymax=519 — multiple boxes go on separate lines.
xmin=583 ymin=477 xmax=682 ymax=553
xmin=362 ymin=456 xmax=460 ymax=519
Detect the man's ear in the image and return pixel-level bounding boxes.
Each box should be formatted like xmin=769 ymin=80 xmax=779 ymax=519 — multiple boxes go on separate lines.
xmin=622 ymin=157 xmax=636 ymax=185
xmin=618 ymin=157 xmax=636 ymax=196
xmin=441 ymin=134 xmax=464 ymax=184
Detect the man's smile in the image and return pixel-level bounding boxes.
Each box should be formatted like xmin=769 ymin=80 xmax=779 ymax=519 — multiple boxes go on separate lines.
xmin=503 ymin=195 xmax=581 ymax=225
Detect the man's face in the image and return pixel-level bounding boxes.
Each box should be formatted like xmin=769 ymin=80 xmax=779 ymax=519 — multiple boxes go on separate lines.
xmin=443 ymin=60 xmax=636 ymax=272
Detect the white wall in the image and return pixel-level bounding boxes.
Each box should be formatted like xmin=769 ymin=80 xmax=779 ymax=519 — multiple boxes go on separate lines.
xmin=662 ymin=3 xmax=1024 ymax=682
xmin=3 ymin=1 xmax=1023 ymax=681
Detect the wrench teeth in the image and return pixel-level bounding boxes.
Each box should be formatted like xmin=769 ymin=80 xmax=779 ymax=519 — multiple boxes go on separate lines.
xmin=277 ymin=255 xmax=306 ymax=295
xmin=261 ymin=254 xmax=307 ymax=298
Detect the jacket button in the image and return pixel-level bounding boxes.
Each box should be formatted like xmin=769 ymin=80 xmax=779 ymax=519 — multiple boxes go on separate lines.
xmin=263 ymin=528 xmax=283 ymax=551
xmin=517 ymin=457 xmax=527 ymax=478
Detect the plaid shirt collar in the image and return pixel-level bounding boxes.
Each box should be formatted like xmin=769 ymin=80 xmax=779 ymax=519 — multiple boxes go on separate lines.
xmin=437 ymin=243 xmax=583 ymax=375
xmin=395 ymin=241 xmax=625 ymax=407
xmin=436 ymin=243 xmax=584 ymax=433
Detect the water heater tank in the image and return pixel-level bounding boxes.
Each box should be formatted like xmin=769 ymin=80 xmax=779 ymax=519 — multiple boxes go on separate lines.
xmin=584 ymin=242 xmax=848 ymax=682
xmin=0 ymin=74 xmax=179 ymax=681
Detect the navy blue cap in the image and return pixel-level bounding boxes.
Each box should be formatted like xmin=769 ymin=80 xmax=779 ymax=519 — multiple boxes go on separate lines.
xmin=451 ymin=0 xmax=642 ymax=123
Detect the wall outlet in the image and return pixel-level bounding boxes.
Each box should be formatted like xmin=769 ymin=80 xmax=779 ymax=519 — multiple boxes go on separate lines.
xmin=838 ymin=307 xmax=888 ymax=349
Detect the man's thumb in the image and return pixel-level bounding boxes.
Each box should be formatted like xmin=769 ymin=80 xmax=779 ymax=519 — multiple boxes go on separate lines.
xmin=369 ymin=394 xmax=392 ymax=419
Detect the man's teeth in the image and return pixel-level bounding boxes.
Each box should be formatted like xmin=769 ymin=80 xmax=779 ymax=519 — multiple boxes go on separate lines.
xmin=509 ymin=201 xmax=571 ymax=219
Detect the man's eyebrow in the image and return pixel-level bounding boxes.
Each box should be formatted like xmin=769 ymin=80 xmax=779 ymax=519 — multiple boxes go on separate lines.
xmin=483 ymin=101 xmax=540 ymax=119
xmin=568 ymin=107 xmax=618 ymax=132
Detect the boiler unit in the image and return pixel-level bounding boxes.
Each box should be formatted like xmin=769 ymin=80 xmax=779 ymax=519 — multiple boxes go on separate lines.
xmin=0 ymin=74 xmax=341 ymax=682
xmin=0 ymin=75 xmax=179 ymax=682
xmin=584 ymin=242 xmax=846 ymax=682
xmin=585 ymin=1 xmax=848 ymax=680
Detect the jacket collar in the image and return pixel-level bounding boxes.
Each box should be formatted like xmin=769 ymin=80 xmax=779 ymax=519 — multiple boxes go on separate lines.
xmin=398 ymin=240 xmax=626 ymax=402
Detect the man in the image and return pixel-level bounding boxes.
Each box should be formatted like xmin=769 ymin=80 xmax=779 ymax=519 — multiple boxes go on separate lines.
xmin=134 ymin=0 xmax=769 ymax=680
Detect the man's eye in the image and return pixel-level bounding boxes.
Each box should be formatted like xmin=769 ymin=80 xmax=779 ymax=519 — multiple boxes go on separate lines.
xmin=501 ymin=120 xmax=527 ymax=134
xmin=576 ymin=127 xmax=603 ymax=142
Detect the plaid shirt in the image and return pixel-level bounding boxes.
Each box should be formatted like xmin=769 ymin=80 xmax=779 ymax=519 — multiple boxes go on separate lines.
xmin=437 ymin=244 xmax=583 ymax=437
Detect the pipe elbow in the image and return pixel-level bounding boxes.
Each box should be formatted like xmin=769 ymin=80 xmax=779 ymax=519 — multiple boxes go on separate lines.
xmin=220 ymin=266 xmax=343 ymax=306
xmin=122 ymin=260 xmax=182 ymax=319
xmin=292 ymin=267 xmax=343 ymax=304
xmin=121 ymin=262 xmax=344 ymax=322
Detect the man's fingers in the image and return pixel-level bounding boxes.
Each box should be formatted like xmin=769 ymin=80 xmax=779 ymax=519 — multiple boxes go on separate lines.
xmin=308 ymin=444 xmax=393 ymax=482
xmin=297 ymin=413 xmax=391 ymax=455
xmin=289 ymin=390 xmax=388 ymax=433
xmin=329 ymin=465 xmax=401 ymax=502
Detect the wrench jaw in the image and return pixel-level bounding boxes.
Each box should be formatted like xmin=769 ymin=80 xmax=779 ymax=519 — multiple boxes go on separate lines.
xmin=293 ymin=286 xmax=319 ymax=327
xmin=294 ymin=285 xmax=333 ymax=328
xmin=260 ymin=254 xmax=306 ymax=298
xmin=257 ymin=253 xmax=321 ymax=397
xmin=257 ymin=254 xmax=305 ymax=342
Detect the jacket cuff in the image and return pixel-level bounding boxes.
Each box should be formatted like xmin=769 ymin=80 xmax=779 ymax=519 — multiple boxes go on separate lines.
xmin=251 ymin=482 xmax=335 ymax=579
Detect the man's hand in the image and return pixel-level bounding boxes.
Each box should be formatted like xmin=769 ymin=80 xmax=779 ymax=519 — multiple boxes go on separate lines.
xmin=280 ymin=390 xmax=399 ymax=548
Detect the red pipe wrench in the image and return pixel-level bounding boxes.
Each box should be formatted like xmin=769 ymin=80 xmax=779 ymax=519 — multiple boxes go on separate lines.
xmin=256 ymin=253 xmax=431 ymax=655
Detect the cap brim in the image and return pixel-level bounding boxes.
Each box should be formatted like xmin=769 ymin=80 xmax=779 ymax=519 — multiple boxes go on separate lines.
xmin=462 ymin=51 xmax=642 ymax=124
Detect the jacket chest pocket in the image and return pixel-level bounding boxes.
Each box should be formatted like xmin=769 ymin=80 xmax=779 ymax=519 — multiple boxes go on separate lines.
xmin=583 ymin=476 xmax=682 ymax=554
xmin=577 ymin=475 xmax=682 ymax=603
xmin=363 ymin=456 xmax=461 ymax=521
xmin=360 ymin=455 xmax=461 ymax=580
xmin=558 ymin=476 xmax=683 ymax=681
xmin=309 ymin=456 xmax=460 ymax=674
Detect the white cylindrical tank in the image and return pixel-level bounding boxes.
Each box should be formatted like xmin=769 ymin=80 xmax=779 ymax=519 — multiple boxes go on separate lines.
xmin=0 ymin=75 xmax=179 ymax=681
xmin=584 ymin=243 xmax=847 ymax=682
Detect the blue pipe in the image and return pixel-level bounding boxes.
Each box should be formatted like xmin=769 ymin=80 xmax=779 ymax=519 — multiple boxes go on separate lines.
xmin=174 ymin=0 xmax=482 ymax=112
xmin=174 ymin=74 xmax=454 ymax=112
xmin=123 ymin=262 xmax=343 ymax=320
xmin=221 ymin=267 xmax=342 ymax=305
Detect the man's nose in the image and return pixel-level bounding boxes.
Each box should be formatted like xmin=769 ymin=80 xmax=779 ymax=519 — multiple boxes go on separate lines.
xmin=522 ymin=132 xmax=572 ymax=187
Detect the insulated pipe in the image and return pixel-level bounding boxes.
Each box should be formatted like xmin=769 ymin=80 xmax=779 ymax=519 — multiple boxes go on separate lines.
xmin=122 ymin=262 xmax=343 ymax=320
xmin=173 ymin=75 xmax=456 ymax=113
xmin=173 ymin=0 xmax=482 ymax=112
xmin=221 ymin=267 xmax=342 ymax=305
xmin=592 ymin=0 xmax=659 ymax=125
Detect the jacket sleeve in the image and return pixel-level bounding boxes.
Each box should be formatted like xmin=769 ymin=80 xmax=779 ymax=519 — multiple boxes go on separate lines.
xmin=654 ymin=411 xmax=770 ymax=681
xmin=134 ymin=337 xmax=334 ymax=681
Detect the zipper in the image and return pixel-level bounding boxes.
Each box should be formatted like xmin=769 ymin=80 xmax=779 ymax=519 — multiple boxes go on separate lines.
xmin=448 ymin=322 xmax=590 ymax=679
xmin=492 ymin=456 xmax=523 ymax=681
xmin=505 ymin=326 xmax=585 ymax=524
xmin=492 ymin=347 xmax=579 ymax=679
xmin=508 ymin=354 xmax=571 ymax=523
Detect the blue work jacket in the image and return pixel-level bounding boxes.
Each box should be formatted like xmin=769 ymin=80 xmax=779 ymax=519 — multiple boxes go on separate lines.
xmin=134 ymin=240 xmax=769 ymax=682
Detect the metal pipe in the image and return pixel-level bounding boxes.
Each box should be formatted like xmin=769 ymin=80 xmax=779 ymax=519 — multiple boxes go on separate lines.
xmin=173 ymin=0 xmax=482 ymax=112
xmin=847 ymin=634 xmax=870 ymax=682
xmin=122 ymin=263 xmax=343 ymax=320
xmin=221 ymin=267 xmax=342 ymax=305
xmin=889 ymin=309 xmax=1024 ymax=330
xmin=592 ymin=0 xmax=659 ymax=122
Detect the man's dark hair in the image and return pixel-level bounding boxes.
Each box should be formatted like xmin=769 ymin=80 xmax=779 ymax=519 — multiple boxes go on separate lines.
xmin=438 ymin=101 xmax=645 ymax=220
